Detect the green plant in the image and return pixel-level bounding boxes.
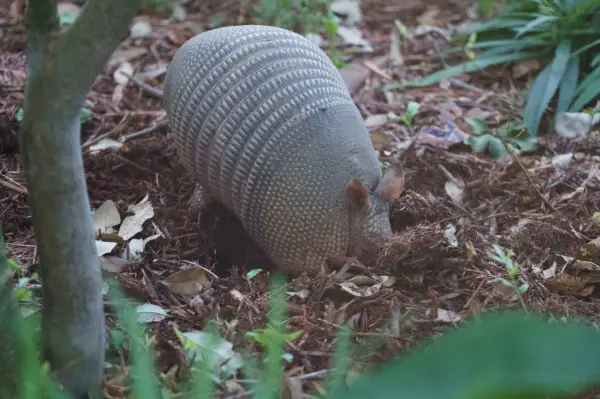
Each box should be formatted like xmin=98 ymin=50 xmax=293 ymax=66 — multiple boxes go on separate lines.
xmin=6 ymin=259 xmax=600 ymax=398
xmin=387 ymin=101 xmax=421 ymax=130
xmin=142 ymin=0 xmax=173 ymax=13
xmin=252 ymin=0 xmax=332 ymax=33
xmin=463 ymin=118 xmax=537 ymax=158
xmin=487 ymin=243 xmax=530 ymax=309
xmin=383 ymin=0 xmax=600 ymax=136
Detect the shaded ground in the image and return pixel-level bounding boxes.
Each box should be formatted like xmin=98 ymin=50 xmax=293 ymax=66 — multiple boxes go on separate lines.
xmin=2 ymin=0 xmax=600 ymax=397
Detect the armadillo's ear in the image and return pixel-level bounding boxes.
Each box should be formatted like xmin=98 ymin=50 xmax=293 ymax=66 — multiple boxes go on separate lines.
xmin=375 ymin=163 xmax=404 ymax=202
xmin=347 ymin=179 xmax=371 ymax=213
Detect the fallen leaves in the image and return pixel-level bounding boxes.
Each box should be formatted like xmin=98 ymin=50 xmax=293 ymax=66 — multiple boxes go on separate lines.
xmin=162 ymin=267 xmax=212 ymax=295
xmin=92 ymin=195 xmax=159 ymax=271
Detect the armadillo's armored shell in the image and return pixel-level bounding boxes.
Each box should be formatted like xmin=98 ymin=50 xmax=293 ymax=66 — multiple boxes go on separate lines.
xmin=164 ymin=25 xmax=382 ymax=274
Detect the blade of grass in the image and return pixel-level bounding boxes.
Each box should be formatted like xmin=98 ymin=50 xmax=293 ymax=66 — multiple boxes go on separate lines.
xmin=324 ymin=324 xmax=352 ymax=397
xmin=515 ymin=15 xmax=558 ymax=37
xmin=382 ymin=51 xmax=538 ymax=91
xmin=569 ymin=72 xmax=600 ymax=111
xmin=106 ymin=281 xmax=161 ymax=399
xmin=523 ymin=40 xmax=572 ymax=135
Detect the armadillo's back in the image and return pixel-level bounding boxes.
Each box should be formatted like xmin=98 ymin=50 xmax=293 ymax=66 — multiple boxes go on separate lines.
xmin=163 ymin=25 xmax=382 ymax=274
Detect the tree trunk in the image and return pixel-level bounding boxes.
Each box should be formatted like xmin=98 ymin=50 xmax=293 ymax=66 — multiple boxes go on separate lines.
xmin=19 ymin=0 xmax=140 ymax=396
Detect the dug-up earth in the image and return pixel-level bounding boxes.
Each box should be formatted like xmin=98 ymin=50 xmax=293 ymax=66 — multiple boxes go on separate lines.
xmin=2 ymin=0 xmax=600 ymax=397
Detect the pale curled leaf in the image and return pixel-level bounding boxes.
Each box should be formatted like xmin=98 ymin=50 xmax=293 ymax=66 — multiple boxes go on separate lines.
xmin=95 ymin=240 xmax=117 ymax=256
xmin=100 ymin=255 xmax=133 ymax=273
xmin=113 ymin=61 xmax=134 ymax=85
xmin=118 ymin=194 xmax=155 ymax=240
xmin=126 ymin=233 xmax=161 ymax=259
xmin=130 ymin=19 xmax=152 ymax=39
xmin=555 ymin=112 xmax=598 ymax=138
xmin=136 ymin=303 xmax=168 ymax=323
xmin=444 ymin=224 xmax=458 ymax=247
xmin=444 ymin=180 xmax=464 ymax=205
xmin=330 ymin=0 xmax=362 ymax=25
xmin=177 ymin=330 xmax=243 ymax=374
xmin=162 ymin=267 xmax=212 ymax=295
xmin=434 ymin=308 xmax=461 ymax=323
xmin=339 ymin=281 xmax=382 ymax=297
xmin=286 ymin=289 xmax=310 ymax=299
xmin=92 ymin=199 xmax=121 ymax=234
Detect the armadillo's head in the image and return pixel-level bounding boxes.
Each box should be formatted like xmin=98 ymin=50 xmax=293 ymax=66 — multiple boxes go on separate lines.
xmin=346 ymin=163 xmax=404 ymax=263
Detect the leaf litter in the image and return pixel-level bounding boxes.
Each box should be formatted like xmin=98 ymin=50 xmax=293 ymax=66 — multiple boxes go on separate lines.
xmin=4 ymin=0 xmax=600 ymax=397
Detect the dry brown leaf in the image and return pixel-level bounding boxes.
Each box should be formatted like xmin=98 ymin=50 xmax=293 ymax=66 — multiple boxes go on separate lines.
xmin=162 ymin=267 xmax=211 ymax=295
xmin=546 ymin=274 xmax=589 ymax=296
xmin=370 ymin=130 xmax=393 ymax=151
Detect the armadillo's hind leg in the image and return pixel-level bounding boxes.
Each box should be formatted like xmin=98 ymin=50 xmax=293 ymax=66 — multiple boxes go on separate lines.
xmin=188 ymin=183 xmax=215 ymax=215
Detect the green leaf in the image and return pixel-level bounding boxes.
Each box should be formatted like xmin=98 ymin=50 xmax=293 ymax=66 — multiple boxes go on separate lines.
xmin=571 ymin=37 xmax=600 ymax=58
xmin=382 ymin=52 xmax=537 ymax=90
xmin=332 ymin=311 xmax=600 ymax=399
xmin=466 ymin=18 xmax=532 ymax=33
xmin=464 ymin=135 xmax=491 ymax=153
xmin=569 ymin=76 xmax=600 ymax=112
xmin=323 ymin=17 xmax=338 ymax=37
xmin=487 ymin=137 xmax=507 ymax=158
xmin=573 ymin=62 xmax=600 ymax=96
xmin=469 ymin=38 xmax=548 ymax=50
xmin=464 ymin=118 xmax=489 ymax=135
xmin=247 ymin=268 xmax=263 ymax=280
xmin=523 ymin=40 xmax=572 ymax=135
xmin=556 ymin=55 xmax=580 ymax=114
xmin=515 ymin=14 xmax=557 ymax=37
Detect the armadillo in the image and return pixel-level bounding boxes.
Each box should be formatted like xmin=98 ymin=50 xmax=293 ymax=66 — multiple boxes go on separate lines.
xmin=163 ymin=25 xmax=403 ymax=275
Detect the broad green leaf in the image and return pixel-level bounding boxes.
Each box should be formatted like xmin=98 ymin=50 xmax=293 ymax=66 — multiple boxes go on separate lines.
xmin=593 ymin=54 xmax=600 ymax=68
xmin=382 ymin=52 xmax=537 ymax=90
xmin=464 ymin=118 xmax=489 ymax=135
xmin=523 ymin=40 xmax=572 ymax=135
xmin=515 ymin=15 xmax=558 ymax=37
xmin=464 ymin=136 xmax=492 ymax=153
xmin=332 ymin=312 xmax=600 ymax=399
xmin=487 ymin=137 xmax=507 ymax=158
xmin=556 ymin=55 xmax=580 ymax=113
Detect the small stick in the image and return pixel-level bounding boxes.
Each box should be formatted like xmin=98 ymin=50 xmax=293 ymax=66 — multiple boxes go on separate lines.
xmin=82 ymin=112 xmax=131 ymax=148
xmin=120 ymin=119 xmax=168 ymax=142
xmin=120 ymin=71 xmax=164 ymax=99
xmin=0 ymin=177 xmax=28 ymax=195
xmin=501 ymin=140 xmax=560 ymax=214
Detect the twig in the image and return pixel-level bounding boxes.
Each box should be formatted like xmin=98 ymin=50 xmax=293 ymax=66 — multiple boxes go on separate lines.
xmin=82 ymin=112 xmax=131 ymax=148
xmin=119 ymin=119 xmax=168 ymax=142
xmin=501 ymin=140 xmax=560 ymax=214
xmin=290 ymin=369 xmax=328 ymax=381
xmin=120 ymin=71 xmax=164 ymax=99
xmin=0 ymin=177 xmax=28 ymax=195
xmin=180 ymin=260 xmax=219 ymax=279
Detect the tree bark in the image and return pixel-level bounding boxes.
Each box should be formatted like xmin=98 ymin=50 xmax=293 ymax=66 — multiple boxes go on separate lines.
xmin=19 ymin=0 xmax=140 ymax=396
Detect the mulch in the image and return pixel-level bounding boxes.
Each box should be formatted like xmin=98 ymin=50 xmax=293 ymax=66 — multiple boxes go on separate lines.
xmin=2 ymin=0 xmax=600 ymax=397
